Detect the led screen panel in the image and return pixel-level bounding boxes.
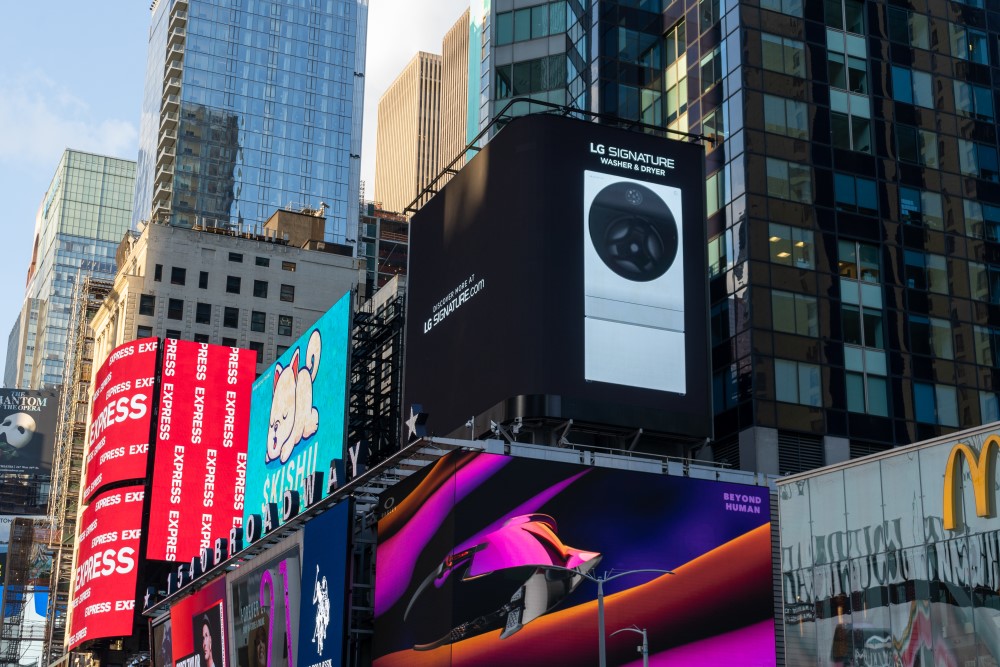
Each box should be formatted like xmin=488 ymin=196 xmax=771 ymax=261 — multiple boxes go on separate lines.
xmin=0 ymin=388 xmax=59 ymax=474
xmin=168 ymin=577 xmax=229 ymax=667
xmin=405 ymin=114 xmax=710 ymax=440
xmin=68 ymin=485 xmax=145 ymax=650
xmin=228 ymin=533 xmax=301 ymax=667
xmin=373 ymin=451 xmax=774 ymax=666
xmin=244 ymin=293 xmax=351 ymax=529
xmin=83 ymin=338 xmax=159 ymax=502
xmin=297 ymin=501 xmax=351 ymax=667
xmin=147 ymin=339 xmax=256 ymax=562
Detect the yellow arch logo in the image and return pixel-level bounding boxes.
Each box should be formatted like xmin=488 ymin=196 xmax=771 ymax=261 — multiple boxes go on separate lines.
xmin=943 ymin=435 xmax=1000 ymax=531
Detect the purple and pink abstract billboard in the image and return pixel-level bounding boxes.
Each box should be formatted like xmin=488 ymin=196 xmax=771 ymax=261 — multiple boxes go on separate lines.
xmin=373 ymin=451 xmax=775 ymax=666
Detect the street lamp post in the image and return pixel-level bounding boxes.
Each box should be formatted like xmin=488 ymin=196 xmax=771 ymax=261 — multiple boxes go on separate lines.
xmin=610 ymin=626 xmax=649 ymax=667
xmin=548 ymin=567 xmax=673 ymax=667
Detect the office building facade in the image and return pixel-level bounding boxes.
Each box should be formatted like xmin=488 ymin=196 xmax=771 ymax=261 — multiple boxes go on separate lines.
xmin=5 ymin=150 xmax=135 ymax=390
xmin=439 ymin=8 xmax=472 ymax=180
xmin=463 ymin=0 xmax=1000 ymax=472
xmin=373 ymin=52 xmax=442 ymax=213
xmin=133 ymin=0 xmax=368 ymax=244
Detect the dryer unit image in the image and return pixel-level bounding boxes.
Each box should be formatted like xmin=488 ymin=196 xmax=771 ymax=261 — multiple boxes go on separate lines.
xmin=583 ymin=170 xmax=686 ymax=393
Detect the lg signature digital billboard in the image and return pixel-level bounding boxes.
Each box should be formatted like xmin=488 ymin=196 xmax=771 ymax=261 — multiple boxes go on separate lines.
xmin=405 ymin=114 xmax=710 ymax=441
xmin=373 ymin=451 xmax=774 ymax=666
xmin=146 ymin=339 xmax=256 ymax=562
xmin=83 ymin=338 xmax=159 ymax=502
xmin=68 ymin=485 xmax=145 ymax=650
xmin=0 ymin=388 xmax=59 ymax=474
xmin=244 ymin=293 xmax=351 ymax=531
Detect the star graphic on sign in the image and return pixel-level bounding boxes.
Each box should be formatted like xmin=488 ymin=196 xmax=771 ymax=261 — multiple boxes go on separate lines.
xmin=143 ymin=587 xmax=155 ymax=610
xmin=406 ymin=404 xmax=428 ymax=442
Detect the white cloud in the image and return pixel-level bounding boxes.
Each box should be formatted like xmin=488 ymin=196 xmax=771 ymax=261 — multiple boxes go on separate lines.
xmin=0 ymin=70 xmax=138 ymax=167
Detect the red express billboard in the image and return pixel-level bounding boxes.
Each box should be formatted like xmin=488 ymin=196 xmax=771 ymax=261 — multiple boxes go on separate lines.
xmin=68 ymin=485 xmax=145 ymax=650
xmin=147 ymin=339 xmax=255 ymax=562
xmin=83 ymin=338 xmax=159 ymax=502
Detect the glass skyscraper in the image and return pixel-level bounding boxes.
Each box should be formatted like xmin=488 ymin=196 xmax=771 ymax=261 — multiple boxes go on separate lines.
xmin=6 ymin=150 xmax=135 ymax=389
xmin=469 ymin=0 xmax=1000 ymax=474
xmin=133 ymin=0 xmax=368 ymax=244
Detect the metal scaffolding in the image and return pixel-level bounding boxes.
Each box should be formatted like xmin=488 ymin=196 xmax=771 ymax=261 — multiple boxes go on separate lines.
xmin=0 ymin=517 xmax=49 ymax=667
xmin=43 ymin=277 xmax=112 ymax=664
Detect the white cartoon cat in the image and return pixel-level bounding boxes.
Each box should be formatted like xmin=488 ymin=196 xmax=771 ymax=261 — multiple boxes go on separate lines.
xmin=266 ymin=329 xmax=321 ymax=464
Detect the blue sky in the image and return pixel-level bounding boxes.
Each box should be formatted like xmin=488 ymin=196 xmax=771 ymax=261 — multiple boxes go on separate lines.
xmin=0 ymin=0 xmax=469 ymax=378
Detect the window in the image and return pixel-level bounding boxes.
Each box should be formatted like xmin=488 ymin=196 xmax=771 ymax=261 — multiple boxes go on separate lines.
xmin=834 ymin=173 xmax=877 ymax=215
xmin=964 ymin=200 xmax=1000 ymax=241
xmin=830 ymin=90 xmax=871 ymax=152
xmin=171 ymin=267 xmax=187 ymax=285
xmin=959 ymin=140 xmax=1000 ymax=182
xmin=900 ymin=187 xmax=943 ymax=230
xmin=276 ymin=345 xmax=289 ymax=358
xmin=166 ymin=329 xmax=182 ymax=339
xmin=280 ymin=284 xmax=295 ymax=302
xmin=954 ymin=81 xmax=995 ymax=121
xmin=775 ymin=359 xmax=822 ymax=406
xmin=501 ymin=55 xmax=566 ymax=97
xmin=762 ymin=33 xmax=805 ymax=78
xmin=973 ymin=326 xmax=1000 ymax=366
xmin=194 ymin=333 xmax=210 ymax=344
xmin=708 ymin=235 xmax=727 ymax=278
xmin=763 ymin=94 xmax=808 ymax=139
xmin=700 ymin=0 xmax=720 ymax=30
xmin=825 ymin=0 xmax=864 ymax=34
xmin=251 ymin=311 xmax=266 ymax=332
xmin=909 ymin=315 xmax=953 ymax=359
xmin=766 ymin=158 xmax=812 ymax=203
xmin=842 ymin=304 xmax=884 ymax=349
xmin=278 ymin=315 xmax=293 ymax=336
xmin=256 ymin=256 xmax=270 ymax=267
xmin=887 ymin=7 xmax=929 ymax=50
xmin=828 ymin=53 xmax=867 ymax=94
xmin=253 ymin=280 xmax=268 ymax=298
xmin=168 ymin=298 xmax=184 ymax=320
xmin=281 ymin=261 xmax=297 ymax=272
xmin=891 ymin=67 xmax=932 ymax=108
xmin=846 ymin=370 xmax=888 ymax=416
xmin=769 ymin=223 xmax=815 ymax=268
xmin=222 ymin=337 xmax=237 ymax=347
xmin=665 ymin=20 xmax=685 ymax=66
xmin=968 ymin=262 xmax=1000 ymax=303
xmin=914 ymin=382 xmax=959 ymax=427
xmin=248 ymin=340 xmax=264 ymax=363
xmin=772 ymin=290 xmax=818 ymax=336
xmin=706 ymin=171 xmax=725 ymax=217
xmin=137 ymin=325 xmax=153 ymax=338
xmin=982 ymin=392 xmax=999 ymax=423
xmin=223 ymin=307 xmax=239 ymax=328
xmin=496 ymin=11 xmax=513 ymax=44
xmin=195 ymin=302 xmax=212 ymax=324
xmin=226 ymin=276 xmax=242 ymax=294
xmin=710 ymin=300 xmax=732 ymax=346
xmin=229 ymin=252 xmax=243 ymax=263
xmin=896 ymin=125 xmax=938 ymax=167
xmin=701 ymin=106 xmax=724 ymax=143
xmin=139 ymin=294 xmax=156 ymax=316
xmin=199 ymin=271 xmax=209 ymax=289
xmin=154 ymin=264 xmax=163 ymax=282
xmin=713 ymin=365 xmax=739 ymax=413
xmin=761 ymin=0 xmax=802 ymax=18
xmin=700 ymin=47 xmax=722 ymax=92
xmin=950 ymin=24 xmax=989 ymax=64
xmin=838 ymin=240 xmax=880 ymax=283
xmin=903 ymin=250 xmax=948 ymax=294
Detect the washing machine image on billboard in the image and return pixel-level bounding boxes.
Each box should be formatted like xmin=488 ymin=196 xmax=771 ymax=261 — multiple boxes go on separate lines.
xmin=583 ymin=170 xmax=685 ymax=393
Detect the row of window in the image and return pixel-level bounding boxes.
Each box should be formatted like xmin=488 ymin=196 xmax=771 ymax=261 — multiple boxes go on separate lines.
xmin=494 ymin=2 xmax=567 ymax=46
xmin=151 ymin=265 xmax=297 ymax=300
xmin=140 ymin=294 xmax=294 ymax=336
xmin=494 ymin=55 xmax=567 ymax=99
xmin=135 ymin=326 xmax=286 ymax=366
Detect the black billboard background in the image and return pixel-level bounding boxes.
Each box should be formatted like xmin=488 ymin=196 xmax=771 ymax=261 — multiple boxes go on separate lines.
xmin=405 ymin=114 xmax=710 ymax=441
xmin=0 ymin=389 xmax=59 ymax=474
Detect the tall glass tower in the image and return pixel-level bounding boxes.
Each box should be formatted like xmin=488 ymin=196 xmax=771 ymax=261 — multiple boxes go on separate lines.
xmin=6 ymin=150 xmax=135 ymax=389
xmin=133 ymin=0 xmax=368 ymax=244
xmin=469 ymin=0 xmax=1000 ymax=475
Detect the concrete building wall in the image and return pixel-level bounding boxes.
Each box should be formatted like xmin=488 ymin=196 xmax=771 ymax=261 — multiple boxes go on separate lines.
xmin=374 ymin=52 xmax=442 ymax=214
xmin=438 ymin=8 xmax=471 ymax=186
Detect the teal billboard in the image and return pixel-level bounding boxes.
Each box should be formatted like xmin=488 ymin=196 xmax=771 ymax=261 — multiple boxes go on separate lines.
xmin=243 ymin=293 xmax=352 ymax=532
